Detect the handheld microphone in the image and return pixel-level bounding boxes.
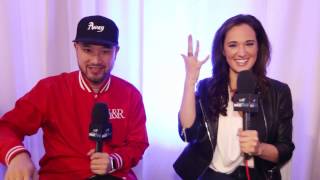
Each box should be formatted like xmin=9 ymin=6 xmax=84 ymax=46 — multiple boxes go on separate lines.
xmin=89 ymin=103 xmax=112 ymax=152
xmin=88 ymin=103 xmax=112 ymax=179
xmin=233 ymin=70 xmax=258 ymax=159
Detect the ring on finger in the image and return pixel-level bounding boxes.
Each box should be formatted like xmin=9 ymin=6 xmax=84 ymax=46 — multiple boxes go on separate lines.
xmin=188 ymin=52 xmax=193 ymax=56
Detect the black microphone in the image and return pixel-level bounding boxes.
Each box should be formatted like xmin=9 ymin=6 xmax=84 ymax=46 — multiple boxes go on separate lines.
xmin=233 ymin=70 xmax=258 ymax=159
xmin=89 ymin=103 xmax=112 ymax=152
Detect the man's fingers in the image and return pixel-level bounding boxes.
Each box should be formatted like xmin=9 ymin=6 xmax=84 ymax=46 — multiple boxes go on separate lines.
xmin=23 ymin=174 xmax=30 ymax=180
xmin=5 ymin=167 xmax=34 ymax=180
xmin=87 ymin=149 xmax=95 ymax=156
xmin=90 ymin=152 xmax=109 ymax=160
xmin=22 ymin=167 xmax=34 ymax=180
xmin=90 ymin=157 xmax=109 ymax=175
xmin=91 ymin=157 xmax=108 ymax=165
xmin=32 ymin=170 xmax=39 ymax=180
xmin=6 ymin=172 xmax=28 ymax=180
xmin=91 ymin=164 xmax=106 ymax=169
xmin=92 ymin=169 xmax=107 ymax=175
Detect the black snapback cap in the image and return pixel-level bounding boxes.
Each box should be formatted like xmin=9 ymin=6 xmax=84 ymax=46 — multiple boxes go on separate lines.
xmin=73 ymin=15 xmax=119 ymax=46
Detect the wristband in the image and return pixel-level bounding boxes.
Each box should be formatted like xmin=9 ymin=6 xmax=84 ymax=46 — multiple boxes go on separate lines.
xmin=108 ymin=156 xmax=116 ymax=173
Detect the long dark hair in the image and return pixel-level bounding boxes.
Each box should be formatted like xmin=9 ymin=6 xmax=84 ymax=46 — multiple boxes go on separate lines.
xmin=206 ymin=14 xmax=271 ymax=117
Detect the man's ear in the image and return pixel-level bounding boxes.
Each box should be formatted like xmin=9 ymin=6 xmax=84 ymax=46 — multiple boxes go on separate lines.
xmin=114 ymin=46 xmax=120 ymax=56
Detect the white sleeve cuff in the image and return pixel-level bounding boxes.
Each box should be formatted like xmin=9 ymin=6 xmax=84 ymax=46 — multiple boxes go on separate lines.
xmin=109 ymin=153 xmax=123 ymax=170
xmin=5 ymin=145 xmax=27 ymax=165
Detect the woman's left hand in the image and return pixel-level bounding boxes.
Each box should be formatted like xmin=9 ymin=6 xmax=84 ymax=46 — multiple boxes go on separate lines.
xmin=238 ymin=129 xmax=262 ymax=156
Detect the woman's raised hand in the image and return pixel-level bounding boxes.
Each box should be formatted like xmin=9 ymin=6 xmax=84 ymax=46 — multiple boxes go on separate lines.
xmin=181 ymin=35 xmax=209 ymax=84
xmin=179 ymin=35 xmax=209 ymax=128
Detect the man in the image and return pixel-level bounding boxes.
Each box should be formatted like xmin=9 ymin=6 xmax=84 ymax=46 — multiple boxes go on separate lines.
xmin=0 ymin=15 xmax=149 ymax=180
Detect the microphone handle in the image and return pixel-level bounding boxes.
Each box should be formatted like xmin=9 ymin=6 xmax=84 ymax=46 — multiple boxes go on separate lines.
xmin=90 ymin=131 xmax=109 ymax=179
xmin=243 ymin=112 xmax=251 ymax=160
xmin=243 ymin=112 xmax=250 ymax=131
xmin=89 ymin=139 xmax=104 ymax=180
xmin=95 ymin=138 xmax=103 ymax=152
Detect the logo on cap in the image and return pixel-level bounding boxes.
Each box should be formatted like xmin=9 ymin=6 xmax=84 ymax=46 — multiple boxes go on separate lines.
xmin=88 ymin=22 xmax=104 ymax=32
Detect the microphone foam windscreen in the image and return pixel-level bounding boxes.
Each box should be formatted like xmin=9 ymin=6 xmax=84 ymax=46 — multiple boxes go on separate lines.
xmin=237 ymin=70 xmax=256 ymax=94
xmin=92 ymin=103 xmax=109 ymax=124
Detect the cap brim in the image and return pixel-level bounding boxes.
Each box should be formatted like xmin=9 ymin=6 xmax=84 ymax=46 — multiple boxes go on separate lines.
xmin=73 ymin=38 xmax=118 ymax=47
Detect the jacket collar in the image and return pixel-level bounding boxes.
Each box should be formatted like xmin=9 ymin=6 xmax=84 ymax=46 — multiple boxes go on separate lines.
xmin=78 ymin=71 xmax=111 ymax=93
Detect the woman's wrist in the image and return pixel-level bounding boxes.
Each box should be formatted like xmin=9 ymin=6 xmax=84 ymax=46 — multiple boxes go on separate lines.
xmin=256 ymin=142 xmax=264 ymax=157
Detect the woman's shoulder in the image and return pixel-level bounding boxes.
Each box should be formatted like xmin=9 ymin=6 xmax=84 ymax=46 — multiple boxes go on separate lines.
xmin=266 ymin=77 xmax=289 ymax=88
xmin=198 ymin=77 xmax=213 ymax=87
xmin=197 ymin=78 xmax=213 ymax=93
xmin=265 ymin=77 xmax=291 ymax=94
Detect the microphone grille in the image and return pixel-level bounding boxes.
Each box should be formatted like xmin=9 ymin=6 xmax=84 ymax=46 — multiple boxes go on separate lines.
xmin=237 ymin=70 xmax=256 ymax=93
xmin=92 ymin=103 xmax=109 ymax=124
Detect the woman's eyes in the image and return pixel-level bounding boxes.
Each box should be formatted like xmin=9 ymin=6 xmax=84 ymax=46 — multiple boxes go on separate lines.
xmin=228 ymin=44 xmax=237 ymax=48
xmin=228 ymin=42 xmax=255 ymax=48
xmin=246 ymin=42 xmax=255 ymax=46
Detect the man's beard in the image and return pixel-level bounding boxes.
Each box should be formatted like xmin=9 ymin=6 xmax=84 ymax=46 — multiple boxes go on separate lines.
xmin=81 ymin=68 xmax=109 ymax=85
xmin=89 ymin=76 xmax=105 ymax=84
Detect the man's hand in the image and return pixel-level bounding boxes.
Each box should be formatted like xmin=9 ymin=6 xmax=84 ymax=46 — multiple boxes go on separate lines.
xmin=5 ymin=152 xmax=37 ymax=180
xmin=87 ymin=149 xmax=112 ymax=175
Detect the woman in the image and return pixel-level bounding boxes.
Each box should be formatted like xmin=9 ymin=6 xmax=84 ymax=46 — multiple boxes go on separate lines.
xmin=173 ymin=14 xmax=294 ymax=180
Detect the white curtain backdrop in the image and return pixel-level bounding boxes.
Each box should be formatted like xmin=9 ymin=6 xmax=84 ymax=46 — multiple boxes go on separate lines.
xmin=1 ymin=0 xmax=319 ymax=179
